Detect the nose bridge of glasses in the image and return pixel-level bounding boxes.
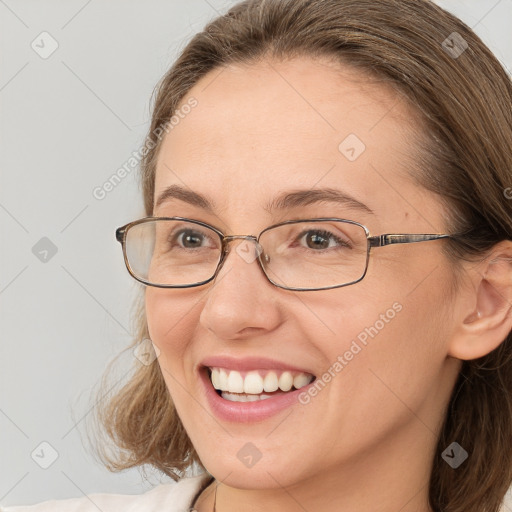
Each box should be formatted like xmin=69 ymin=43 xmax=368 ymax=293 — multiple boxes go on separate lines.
xmin=223 ymin=235 xmax=257 ymax=241
xmin=222 ymin=235 xmax=258 ymax=250
xmin=221 ymin=235 xmax=268 ymax=263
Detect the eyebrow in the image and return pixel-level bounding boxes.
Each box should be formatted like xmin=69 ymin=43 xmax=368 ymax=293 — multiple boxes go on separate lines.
xmin=265 ymin=187 xmax=374 ymax=215
xmin=155 ymin=184 xmax=215 ymax=212
xmin=154 ymin=184 xmax=374 ymax=215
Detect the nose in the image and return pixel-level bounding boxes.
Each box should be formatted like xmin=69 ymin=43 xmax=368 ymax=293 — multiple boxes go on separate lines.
xmin=199 ymin=237 xmax=283 ymax=340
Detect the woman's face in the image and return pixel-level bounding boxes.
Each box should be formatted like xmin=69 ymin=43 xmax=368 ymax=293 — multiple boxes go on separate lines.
xmin=146 ymin=57 xmax=462 ymax=492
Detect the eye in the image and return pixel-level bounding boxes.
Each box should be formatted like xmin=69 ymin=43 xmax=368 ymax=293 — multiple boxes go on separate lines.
xmin=296 ymin=229 xmax=352 ymax=251
xmin=172 ymin=228 xmax=215 ymax=249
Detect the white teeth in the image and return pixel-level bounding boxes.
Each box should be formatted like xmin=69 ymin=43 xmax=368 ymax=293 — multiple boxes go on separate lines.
xmin=263 ymin=372 xmax=279 ymax=392
xmin=278 ymin=371 xmax=293 ymax=392
xmin=211 ymin=368 xmax=220 ymax=389
xmin=219 ymin=368 xmax=228 ymax=390
xmin=209 ymin=368 xmax=314 ymax=395
xmin=293 ymin=373 xmax=312 ymax=389
xmin=243 ymin=371 xmax=264 ymax=394
xmin=227 ymin=370 xmax=244 ymax=393
xmin=221 ymin=392 xmax=274 ymax=402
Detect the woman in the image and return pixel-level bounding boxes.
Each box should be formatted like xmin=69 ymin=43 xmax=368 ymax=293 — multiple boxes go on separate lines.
xmin=3 ymin=0 xmax=512 ymax=511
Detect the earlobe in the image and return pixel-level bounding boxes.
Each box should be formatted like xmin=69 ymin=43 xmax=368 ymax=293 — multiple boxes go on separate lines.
xmin=448 ymin=243 xmax=512 ymax=361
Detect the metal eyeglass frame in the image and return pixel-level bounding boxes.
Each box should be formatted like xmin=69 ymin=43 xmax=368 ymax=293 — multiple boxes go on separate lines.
xmin=115 ymin=216 xmax=453 ymax=291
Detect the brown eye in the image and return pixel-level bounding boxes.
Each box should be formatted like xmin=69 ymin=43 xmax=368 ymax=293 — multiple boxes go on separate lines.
xmin=296 ymin=229 xmax=352 ymax=251
xmin=174 ymin=229 xmax=208 ymax=249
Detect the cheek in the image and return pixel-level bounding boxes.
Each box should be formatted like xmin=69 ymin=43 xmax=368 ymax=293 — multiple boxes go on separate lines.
xmin=330 ymin=252 xmax=453 ymax=375
xmin=145 ymin=289 xmax=208 ymax=420
xmin=359 ymin=289 xmax=449 ymax=413
xmin=145 ymin=289 xmax=201 ymax=370
xmin=305 ymin=279 xmax=450 ymax=424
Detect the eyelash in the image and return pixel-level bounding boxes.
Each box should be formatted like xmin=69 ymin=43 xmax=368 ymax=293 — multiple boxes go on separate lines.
xmin=292 ymin=229 xmax=353 ymax=250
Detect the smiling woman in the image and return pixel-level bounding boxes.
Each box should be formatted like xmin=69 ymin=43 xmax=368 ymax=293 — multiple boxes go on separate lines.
xmin=3 ymin=0 xmax=512 ymax=511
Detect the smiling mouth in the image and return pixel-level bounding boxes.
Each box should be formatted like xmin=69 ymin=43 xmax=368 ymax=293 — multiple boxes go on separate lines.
xmin=206 ymin=367 xmax=316 ymax=402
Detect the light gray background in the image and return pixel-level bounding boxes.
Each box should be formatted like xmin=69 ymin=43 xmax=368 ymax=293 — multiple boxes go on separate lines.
xmin=1 ymin=0 xmax=511 ymax=507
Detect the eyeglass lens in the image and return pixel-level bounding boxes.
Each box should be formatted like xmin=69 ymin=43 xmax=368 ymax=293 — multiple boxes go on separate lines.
xmin=124 ymin=219 xmax=369 ymax=289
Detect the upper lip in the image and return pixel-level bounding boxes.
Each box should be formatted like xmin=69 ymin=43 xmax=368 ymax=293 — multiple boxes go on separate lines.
xmin=200 ymin=355 xmax=315 ymax=375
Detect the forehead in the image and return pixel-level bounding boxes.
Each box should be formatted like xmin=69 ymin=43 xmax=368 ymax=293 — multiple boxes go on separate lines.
xmin=159 ymin=56 xmax=414 ymax=158
xmin=154 ymin=56 xmax=438 ymax=231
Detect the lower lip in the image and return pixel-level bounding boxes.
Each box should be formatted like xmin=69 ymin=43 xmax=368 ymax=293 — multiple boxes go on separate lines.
xmin=199 ymin=368 xmax=315 ymax=423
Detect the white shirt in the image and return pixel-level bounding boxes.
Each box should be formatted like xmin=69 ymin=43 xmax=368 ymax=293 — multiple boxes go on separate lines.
xmin=0 ymin=473 xmax=212 ymax=512
xmin=3 ymin=474 xmax=508 ymax=511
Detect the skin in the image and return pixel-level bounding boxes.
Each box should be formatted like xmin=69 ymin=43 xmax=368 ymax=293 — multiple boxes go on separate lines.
xmin=145 ymin=56 xmax=512 ymax=512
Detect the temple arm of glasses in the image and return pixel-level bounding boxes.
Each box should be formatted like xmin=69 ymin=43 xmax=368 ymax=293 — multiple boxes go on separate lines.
xmin=368 ymin=233 xmax=451 ymax=248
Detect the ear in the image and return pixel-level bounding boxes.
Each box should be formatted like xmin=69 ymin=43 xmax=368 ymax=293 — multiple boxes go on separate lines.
xmin=448 ymin=240 xmax=512 ymax=360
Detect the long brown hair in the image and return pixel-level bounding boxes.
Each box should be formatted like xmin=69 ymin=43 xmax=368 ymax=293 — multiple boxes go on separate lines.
xmin=88 ymin=1 xmax=512 ymax=510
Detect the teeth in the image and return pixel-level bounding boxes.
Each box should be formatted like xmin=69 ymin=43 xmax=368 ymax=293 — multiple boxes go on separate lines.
xmin=219 ymin=369 xmax=228 ymax=389
xmin=222 ymin=392 xmax=275 ymax=402
xmin=227 ymin=370 xmax=244 ymax=393
xmin=244 ymin=371 xmax=264 ymax=394
xmin=278 ymin=371 xmax=293 ymax=392
xmin=293 ymin=373 xmax=312 ymax=389
xmin=263 ymin=372 xmax=279 ymax=392
xmin=211 ymin=368 xmax=220 ymax=389
xmin=209 ymin=367 xmax=314 ymax=394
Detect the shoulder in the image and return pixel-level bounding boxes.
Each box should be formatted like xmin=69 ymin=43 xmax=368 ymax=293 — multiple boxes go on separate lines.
xmin=0 ymin=473 xmax=212 ymax=512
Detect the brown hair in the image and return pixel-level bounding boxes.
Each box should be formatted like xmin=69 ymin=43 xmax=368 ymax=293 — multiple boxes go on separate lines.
xmin=88 ymin=1 xmax=512 ymax=510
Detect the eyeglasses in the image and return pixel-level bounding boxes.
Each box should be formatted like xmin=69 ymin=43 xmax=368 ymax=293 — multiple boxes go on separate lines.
xmin=115 ymin=216 xmax=453 ymax=291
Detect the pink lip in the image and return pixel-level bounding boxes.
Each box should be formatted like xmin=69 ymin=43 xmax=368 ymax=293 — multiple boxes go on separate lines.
xmin=200 ymin=355 xmax=313 ymax=374
xmin=198 ymin=364 xmax=317 ymax=424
